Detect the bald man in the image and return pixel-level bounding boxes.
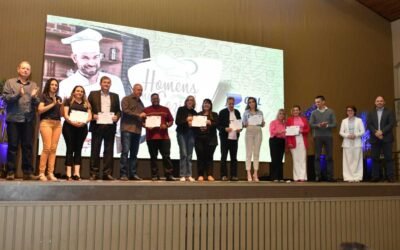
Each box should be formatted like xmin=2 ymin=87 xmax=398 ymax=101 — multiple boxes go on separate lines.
xmin=3 ymin=61 xmax=40 ymax=180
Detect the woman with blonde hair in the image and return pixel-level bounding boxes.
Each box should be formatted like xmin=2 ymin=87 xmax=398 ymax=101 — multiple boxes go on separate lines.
xmin=175 ymin=95 xmax=197 ymax=182
xmin=269 ymin=109 xmax=286 ymax=182
xmin=62 ymin=85 xmax=92 ymax=180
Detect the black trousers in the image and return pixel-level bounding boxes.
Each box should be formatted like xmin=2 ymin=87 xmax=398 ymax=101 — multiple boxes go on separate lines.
xmin=269 ymin=137 xmax=285 ymax=180
xmin=371 ymin=140 xmax=394 ymax=180
xmin=62 ymin=123 xmax=88 ymax=166
xmin=314 ymin=136 xmax=333 ymax=180
xmin=220 ymin=138 xmax=238 ymax=178
xmin=90 ymin=125 xmax=115 ymax=177
xmin=195 ymin=136 xmax=217 ymax=177
xmin=146 ymin=139 xmax=174 ymax=177
xmin=6 ymin=121 xmax=34 ymax=174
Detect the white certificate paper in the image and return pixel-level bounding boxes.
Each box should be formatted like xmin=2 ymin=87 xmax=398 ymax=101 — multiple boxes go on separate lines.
xmin=69 ymin=110 xmax=88 ymax=123
xmin=97 ymin=112 xmax=114 ymax=124
xmin=192 ymin=115 xmax=207 ymax=127
xmin=145 ymin=116 xmax=161 ymax=128
xmin=286 ymin=126 xmax=300 ymax=136
xmin=248 ymin=115 xmax=263 ymax=126
xmin=229 ymin=120 xmax=243 ymax=130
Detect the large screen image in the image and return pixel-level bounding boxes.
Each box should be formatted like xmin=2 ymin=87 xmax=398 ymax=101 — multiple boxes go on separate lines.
xmin=40 ymin=15 xmax=284 ymax=162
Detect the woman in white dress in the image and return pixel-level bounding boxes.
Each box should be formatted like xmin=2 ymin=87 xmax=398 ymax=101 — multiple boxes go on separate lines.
xmin=339 ymin=105 xmax=365 ymax=182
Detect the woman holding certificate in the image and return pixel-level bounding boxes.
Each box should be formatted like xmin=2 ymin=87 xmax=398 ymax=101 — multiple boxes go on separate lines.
xmin=339 ymin=106 xmax=365 ymax=182
xmin=242 ymin=97 xmax=265 ymax=182
xmin=269 ymin=109 xmax=286 ymax=182
xmin=286 ymin=105 xmax=310 ymax=182
xmin=194 ymin=99 xmax=219 ymax=181
xmin=37 ymin=78 xmax=63 ymax=181
xmin=175 ymin=95 xmax=197 ymax=182
xmin=62 ymin=85 xmax=92 ymax=180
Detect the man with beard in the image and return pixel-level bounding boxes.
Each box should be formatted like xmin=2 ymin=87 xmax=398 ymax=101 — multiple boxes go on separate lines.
xmin=59 ymin=28 xmax=125 ymax=99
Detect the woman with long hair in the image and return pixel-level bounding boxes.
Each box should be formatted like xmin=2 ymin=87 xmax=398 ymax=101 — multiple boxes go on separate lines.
xmin=194 ymin=99 xmax=219 ymax=181
xmin=269 ymin=109 xmax=286 ymax=182
xmin=175 ymin=95 xmax=197 ymax=182
xmin=243 ymin=97 xmax=265 ymax=182
xmin=37 ymin=78 xmax=63 ymax=181
xmin=62 ymin=85 xmax=92 ymax=180
xmin=286 ymin=105 xmax=310 ymax=182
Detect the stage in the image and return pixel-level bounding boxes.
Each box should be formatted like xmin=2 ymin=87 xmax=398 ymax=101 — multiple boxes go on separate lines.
xmin=0 ymin=179 xmax=399 ymax=201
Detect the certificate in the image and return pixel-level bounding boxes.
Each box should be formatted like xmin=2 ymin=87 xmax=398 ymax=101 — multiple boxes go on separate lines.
xmin=69 ymin=110 xmax=88 ymax=123
xmin=192 ymin=115 xmax=207 ymax=127
xmin=145 ymin=116 xmax=161 ymax=128
xmin=229 ymin=119 xmax=243 ymax=130
xmin=286 ymin=126 xmax=300 ymax=136
xmin=248 ymin=115 xmax=263 ymax=126
xmin=97 ymin=112 xmax=114 ymax=124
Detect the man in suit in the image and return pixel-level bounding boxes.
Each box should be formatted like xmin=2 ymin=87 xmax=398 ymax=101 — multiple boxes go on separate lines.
xmin=218 ymin=97 xmax=242 ymax=181
xmin=367 ymin=96 xmax=395 ymax=182
xmin=88 ymin=76 xmax=121 ymax=180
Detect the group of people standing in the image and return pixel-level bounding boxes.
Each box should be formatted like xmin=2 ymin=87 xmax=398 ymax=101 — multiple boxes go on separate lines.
xmin=2 ymin=61 xmax=396 ymax=183
xmin=269 ymin=95 xmax=395 ymax=183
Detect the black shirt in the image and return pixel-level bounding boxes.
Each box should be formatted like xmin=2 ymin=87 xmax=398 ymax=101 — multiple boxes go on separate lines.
xmin=39 ymin=94 xmax=62 ymax=120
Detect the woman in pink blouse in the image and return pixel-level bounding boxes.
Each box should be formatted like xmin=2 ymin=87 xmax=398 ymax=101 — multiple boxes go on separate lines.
xmin=269 ymin=109 xmax=286 ymax=181
xmin=286 ymin=105 xmax=310 ymax=182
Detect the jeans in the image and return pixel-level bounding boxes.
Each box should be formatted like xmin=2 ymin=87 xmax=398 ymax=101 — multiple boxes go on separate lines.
xmin=314 ymin=136 xmax=334 ymax=180
xmin=39 ymin=120 xmax=62 ymax=174
xmin=120 ymin=131 xmax=141 ymax=178
xmin=146 ymin=139 xmax=174 ymax=177
xmin=177 ymin=130 xmax=194 ymax=177
xmin=6 ymin=121 xmax=34 ymax=174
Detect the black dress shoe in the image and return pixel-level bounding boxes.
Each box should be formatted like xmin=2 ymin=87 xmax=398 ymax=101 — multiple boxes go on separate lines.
xmin=327 ymin=179 xmax=337 ymax=182
xmin=72 ymin=175 xmax=81 ymax=181
xmin=130 ymin=174 xmax=142 ymax=181
xmin=388 ymin=178 xmax=396 ymax=183
xmin=103 ymin=175 xmax=114 ymax=181
xmin=370 ymin=178 xmax=380 ymax=182
xmin=221 ymin=176 xmax=228 ymax=181
xmin=23 ymin=174 xmax=40 ymax=181
xmin=230 ymin=176 xmax=239 ymax=181
xmin=166 ymin=175 xmax=178 ymax=181
xmin=6 ymin=172 xmax=15 ymax=181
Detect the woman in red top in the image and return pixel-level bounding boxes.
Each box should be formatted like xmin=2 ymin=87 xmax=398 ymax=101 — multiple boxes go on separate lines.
xmin=286 ymin=105 xmax=310 ymax=182
xmin=269 ymin=109 xmax=286 ymax=181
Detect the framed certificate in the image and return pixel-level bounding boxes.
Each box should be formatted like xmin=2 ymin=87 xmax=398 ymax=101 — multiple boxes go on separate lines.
xmin=229 ymin=120 xmax=243 ymax=130
xmin=286 ymin=126 xmax=300 ymax=136
xmin=97 ymin=112 xmax=114 ymax=124
xmin=145 ymin=116 xmax=161 ymax=128
xmin=69 ymin=110 xmax=88 ymax=123
xmin=192 ymin=115 xmax=207 ymax=127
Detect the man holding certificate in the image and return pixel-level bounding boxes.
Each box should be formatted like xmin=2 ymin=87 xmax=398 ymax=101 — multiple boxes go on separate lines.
xmin=88 ymin=76 xmax=121 ymax=180
xmin=143 ymin=93 xmax=177 ymax=181
xmin=218 ymin=97 xmax=242 ymax=181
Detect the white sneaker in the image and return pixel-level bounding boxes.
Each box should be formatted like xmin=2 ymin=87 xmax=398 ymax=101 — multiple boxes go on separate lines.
xmin=179 ymin=177 xmax=186 ymax=182
xmin=39 ymin=174 xmax=47 ymax=182
xmin=47 ymin=173 xmax=58 ymax=181
xmin=187 ymin=176 xmax=195 ymax=182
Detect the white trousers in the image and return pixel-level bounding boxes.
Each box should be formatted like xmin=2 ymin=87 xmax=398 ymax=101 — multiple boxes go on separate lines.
xmin=342 ymin=147 xmax=363 ymax=181
xmin=245 ymin=126 xmax=262 ymax=170
xmin=290 ymin=134 xmax=307 ymax=181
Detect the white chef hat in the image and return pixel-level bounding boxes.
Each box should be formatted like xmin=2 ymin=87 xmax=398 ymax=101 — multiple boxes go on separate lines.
xmin=61 ymin=28 xmax=102 ymax=54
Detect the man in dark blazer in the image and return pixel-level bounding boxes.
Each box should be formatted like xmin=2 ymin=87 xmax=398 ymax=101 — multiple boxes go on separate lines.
xmin=367 ymin=96 xmax=395 ymax=182
xmin=88 ymin=76 xmax=121 ymax=180
xmin=218 ymin=97 xmax=242 ymax=181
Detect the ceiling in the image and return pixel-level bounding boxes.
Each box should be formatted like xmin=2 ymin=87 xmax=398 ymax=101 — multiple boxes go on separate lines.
xmin=356 ymin=0 xmax=400 ymax=22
